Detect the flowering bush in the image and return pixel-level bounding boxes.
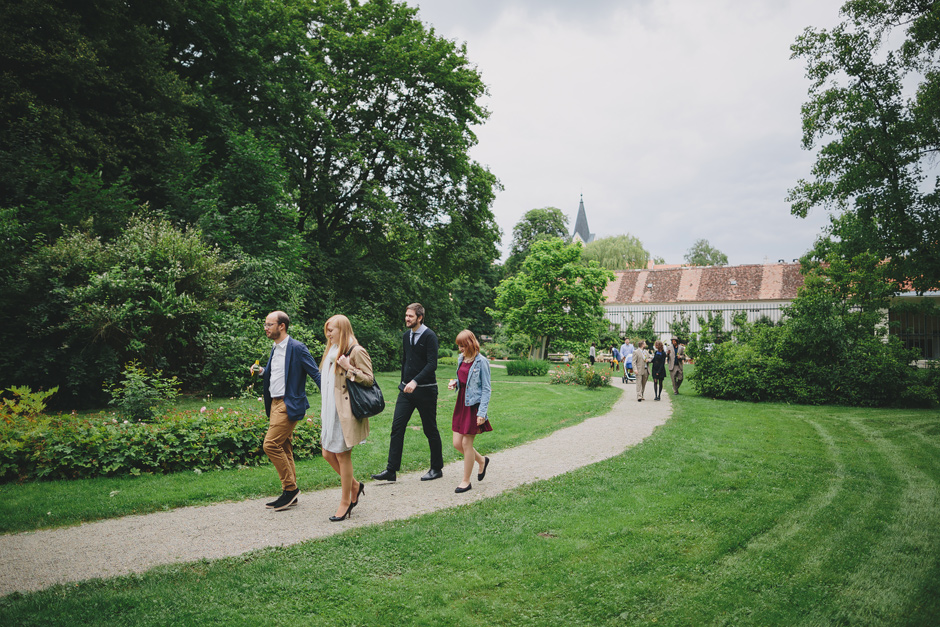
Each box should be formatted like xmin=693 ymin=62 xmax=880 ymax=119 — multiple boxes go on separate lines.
xmin=0 ymin=408 xmax=321 ymax=483
xmin=548 ymin=363 xmax=611 ymax=389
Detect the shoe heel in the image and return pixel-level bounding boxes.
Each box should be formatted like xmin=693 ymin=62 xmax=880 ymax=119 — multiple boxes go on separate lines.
xmin=330 ymin=503 xmax=354 ymax=522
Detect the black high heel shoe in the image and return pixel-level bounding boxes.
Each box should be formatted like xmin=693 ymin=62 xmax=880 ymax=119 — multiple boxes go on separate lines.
xmin=329 ymin=503 xmax=354 ymax=522
xmin=350 ymin=480 xmax=365 ymax=509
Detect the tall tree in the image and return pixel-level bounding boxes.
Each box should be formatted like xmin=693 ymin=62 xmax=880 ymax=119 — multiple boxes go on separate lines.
xmin=582 ymin=234 xmax=651 ymax=270
xmin=504 ymin=207 xmax=569 ymax=274
xmin=489 ymin=238 xmax=614 ymax=359
xmin=0 ymin=0 xmax=502 ymax=399
xmin=0 ymin=0 xmax=191 ymax=241
xmin=171 ymin=0 xmax=501 ymax=322
xmin=684 ymin=239 xmax=729 ymax=266
xmin=789 ymin=0 xmax=940 ymax=293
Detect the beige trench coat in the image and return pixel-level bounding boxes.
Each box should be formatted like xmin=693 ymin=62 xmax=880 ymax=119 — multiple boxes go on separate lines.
xmin=334 ymin=344 xmax=373 ymax=448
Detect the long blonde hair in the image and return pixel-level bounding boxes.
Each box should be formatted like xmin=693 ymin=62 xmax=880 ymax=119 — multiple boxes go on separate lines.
xmin=455 ymin=329 xmax=481 ymax=362
xmin=321 ymin=314 xmax=358 ymax=373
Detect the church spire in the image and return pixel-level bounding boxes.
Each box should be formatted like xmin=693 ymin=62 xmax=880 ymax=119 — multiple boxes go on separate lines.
xmin=572 ymin=194 xmax=595 ymax=244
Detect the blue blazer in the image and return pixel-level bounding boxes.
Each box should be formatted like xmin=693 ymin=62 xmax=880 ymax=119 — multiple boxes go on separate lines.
xmin=263 ymin=337 xmax=322 ymax=421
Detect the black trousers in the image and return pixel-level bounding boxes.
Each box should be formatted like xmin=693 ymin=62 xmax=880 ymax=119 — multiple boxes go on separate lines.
xmin=386 ymin=387 xmax=443 ymax=472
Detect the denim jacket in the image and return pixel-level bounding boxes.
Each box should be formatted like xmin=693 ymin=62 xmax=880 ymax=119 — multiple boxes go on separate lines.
xmin=456 ymin=354 xmax=491 ymax=418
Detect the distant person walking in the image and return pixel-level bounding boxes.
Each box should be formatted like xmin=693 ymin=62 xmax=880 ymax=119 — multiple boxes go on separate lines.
xmin=621 ymin=338 xmax=635 ymax=382
xmin=667 ymin=337 xmax=686 ymax=394
xmin=610 ymin=345 xmax=620 ymax=372
xmin=634 ymin=340 xmax=650 ymax=401
xmin=650 ymin=340 xmax=667 ymax=401
xmin=449 ymin=330 xmax=493 ymax=494
xmin=589 ymin=343 xmax=596 ymax=365
xmin=372 ymin=303 xmax=444 ymax=483
xmin=319 ymin=315 xmax=373 ymax=522
xmin=251 ymin=311 xmax=321 ymax=511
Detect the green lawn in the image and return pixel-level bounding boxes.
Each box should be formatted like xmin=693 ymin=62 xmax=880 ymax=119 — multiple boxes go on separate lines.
xmin=0 ymin=366 xmax=618 ymax=533
xmin=2 ymin=379 xmax=938 ymax=625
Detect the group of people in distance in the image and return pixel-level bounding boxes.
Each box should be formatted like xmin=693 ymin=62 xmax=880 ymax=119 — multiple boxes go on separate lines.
xmin=598 ymin=337 xmax=685 ymax=402
xmin=621 ymin=337 xmax=685 ymax=402
xmin=249 ymin=303 xmax=492 ymax=521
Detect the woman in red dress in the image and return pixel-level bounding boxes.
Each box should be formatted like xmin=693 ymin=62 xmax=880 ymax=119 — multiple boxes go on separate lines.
xmin=448 ymin=330 xmax=492 ymax=494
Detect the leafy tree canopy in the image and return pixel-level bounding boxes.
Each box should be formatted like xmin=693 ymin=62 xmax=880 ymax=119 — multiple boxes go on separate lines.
xmin=489 ymin=238 xmax=614 ymax=355
xmin=789 ymin=0 xmax=940 ymax=293
xmin=0 ymin=0 xmax=501 ymax=402
xmin=684 ymin=238 xmax=729 ymax=267
xmin=504 ymin=207 xmax=569 ymax=274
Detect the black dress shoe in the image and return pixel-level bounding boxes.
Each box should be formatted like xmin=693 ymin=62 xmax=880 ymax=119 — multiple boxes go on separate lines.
xmin=477 ymin=457 xmax=490 ymax=481
xmin=371 ymin=469 xmax=397 ymax=482
xmin=272 ymin=488 xmax=299 ymax=512
xmin=420 ymin=468 xmax=443 ymax=481
xmin=455 ymin=484 xmax=472 ymax=494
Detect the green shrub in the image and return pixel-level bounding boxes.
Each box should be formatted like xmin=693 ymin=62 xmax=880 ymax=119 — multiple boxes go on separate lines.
xmin=105 ymin=362 xmax=181 ymax=422
xmin=506 ymin=359 xmax=550 ymax=376
xmin=4 ymin=216 xmax=238 ymax=408
xmin=689 ymin=328 xmax=934 ymax=407
xmin=0 ymin=386 xmax=58 ymax=421
xmin=0 ymin=407 xmax=321 ymax=482
xmin=196 ymin=304 xmax=269 ymax=396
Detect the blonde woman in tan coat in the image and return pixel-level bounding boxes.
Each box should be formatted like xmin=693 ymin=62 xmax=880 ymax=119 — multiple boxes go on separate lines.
xmin=321 ymin=314 xmax=373 ymax=522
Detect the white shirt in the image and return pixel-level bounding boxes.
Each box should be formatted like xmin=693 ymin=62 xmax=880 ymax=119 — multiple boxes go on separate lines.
xmin=410 ymin=324 xmax=426 ymax=346
xmin=269 ymin=336 xmax=289 ymax=397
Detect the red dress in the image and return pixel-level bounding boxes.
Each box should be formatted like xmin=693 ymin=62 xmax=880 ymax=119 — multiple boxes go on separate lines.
xmin=452 ymin=360 xmax=493 ymax=435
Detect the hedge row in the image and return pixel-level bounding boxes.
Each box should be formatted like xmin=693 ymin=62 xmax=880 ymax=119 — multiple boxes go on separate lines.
xmin=0 ymin=409 xmax=321 ymax=483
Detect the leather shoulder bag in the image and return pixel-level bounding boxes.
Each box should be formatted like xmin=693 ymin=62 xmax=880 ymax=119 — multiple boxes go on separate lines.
xmin=344 ymin=346 xmax=385 ymax=419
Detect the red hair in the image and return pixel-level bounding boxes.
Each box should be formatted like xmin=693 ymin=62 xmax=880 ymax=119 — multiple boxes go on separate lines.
xmin=455 ymin=329 xmax=480 ymax=361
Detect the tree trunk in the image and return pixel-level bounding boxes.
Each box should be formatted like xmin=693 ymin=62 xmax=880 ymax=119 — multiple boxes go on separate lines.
xmin=529 ymin=335 xmax=548 ymax=360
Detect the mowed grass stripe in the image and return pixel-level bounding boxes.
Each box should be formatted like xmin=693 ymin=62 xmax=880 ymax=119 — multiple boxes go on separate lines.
xmin=829 ymin=415 xmax=940 ymax=625
xmin=631 ymin=404 xmax=841 ymax=624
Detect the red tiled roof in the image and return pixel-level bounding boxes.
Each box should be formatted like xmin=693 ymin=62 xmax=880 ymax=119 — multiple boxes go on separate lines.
xmin=603 ymin=263 xmax=805 ymax=304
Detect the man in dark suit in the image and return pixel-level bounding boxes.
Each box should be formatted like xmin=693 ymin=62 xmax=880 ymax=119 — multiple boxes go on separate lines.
xmin=372 ymin=303 xmax=444 ymax=482
xmin=251 ymin=310 xmax=321 ymax=510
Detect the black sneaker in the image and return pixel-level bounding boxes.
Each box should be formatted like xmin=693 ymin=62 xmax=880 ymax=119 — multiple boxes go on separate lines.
xmin=266 ymin=491 xmax=287 ymax=509
xmin=270 ymin=489 xmax=300 ymax=511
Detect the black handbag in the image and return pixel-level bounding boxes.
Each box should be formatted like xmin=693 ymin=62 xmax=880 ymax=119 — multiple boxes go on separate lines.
xmin=344 ymin=347 xmax=385 ymax=419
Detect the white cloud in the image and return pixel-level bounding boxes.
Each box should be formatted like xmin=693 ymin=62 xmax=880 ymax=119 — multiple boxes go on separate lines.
xmin=414 ymin=0 xmax=845 ymax=264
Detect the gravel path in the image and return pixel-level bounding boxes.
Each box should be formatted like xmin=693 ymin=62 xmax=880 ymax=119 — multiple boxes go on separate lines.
xmin=0 ymin=378 xmax=672 ymax=596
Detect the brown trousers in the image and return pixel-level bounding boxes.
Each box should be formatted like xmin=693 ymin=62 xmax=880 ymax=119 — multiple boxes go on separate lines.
xmin=263 ymin=399 xmax=297 ymax=491
xmin=670 ymin=365 xmax=684 ymax=393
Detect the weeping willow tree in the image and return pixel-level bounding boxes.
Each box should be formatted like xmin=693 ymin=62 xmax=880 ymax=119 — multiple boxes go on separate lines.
xmin=581 ymin=234 xmax=651 ymax=270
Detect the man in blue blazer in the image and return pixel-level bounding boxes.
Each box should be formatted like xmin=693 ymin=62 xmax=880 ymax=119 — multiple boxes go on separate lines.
xmin=251 ymin=311 xmax=321 ymax=511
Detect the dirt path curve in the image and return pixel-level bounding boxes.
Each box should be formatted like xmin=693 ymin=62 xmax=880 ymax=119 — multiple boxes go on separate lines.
xmin=0 ymin=378 xmax=671 ymax=596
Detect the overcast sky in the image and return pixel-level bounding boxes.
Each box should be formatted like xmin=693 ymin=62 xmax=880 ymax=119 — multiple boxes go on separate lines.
xmin=410 ymin=0 xmax=847 ymax=266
